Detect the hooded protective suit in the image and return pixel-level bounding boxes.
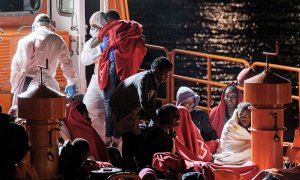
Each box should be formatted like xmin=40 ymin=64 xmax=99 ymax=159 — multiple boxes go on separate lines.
xmin=10 ymin=25 xmax=77 ymax=106
xmin=81 ymin=11 xmax=106 ymax=139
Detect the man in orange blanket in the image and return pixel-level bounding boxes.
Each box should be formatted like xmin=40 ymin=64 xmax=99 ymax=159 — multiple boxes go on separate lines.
xmin=66 ymin=99 xmax=109 ymax=162
xmin=97 ymin=10 xmax=147 ymax=146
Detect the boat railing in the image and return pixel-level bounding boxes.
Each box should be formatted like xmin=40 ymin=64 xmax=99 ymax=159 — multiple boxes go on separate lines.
xmin=169 ymin=48 xmax=249 ymax=112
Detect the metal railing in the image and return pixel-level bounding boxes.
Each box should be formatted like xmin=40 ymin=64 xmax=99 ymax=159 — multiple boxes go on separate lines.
xmin=169 ymin=49 xmax=250 ymax=112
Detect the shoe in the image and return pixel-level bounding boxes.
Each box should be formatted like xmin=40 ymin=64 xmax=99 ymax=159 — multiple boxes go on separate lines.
xmin=105 ymin=137 xmax=112 ymax=147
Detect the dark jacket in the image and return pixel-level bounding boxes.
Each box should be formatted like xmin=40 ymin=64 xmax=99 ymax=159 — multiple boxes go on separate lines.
xmin=135 ymin=122 xmax=175 ymax=170
xmin=110 ymin=70 xmax=159 ymax=135
xmin=190 ymin=109 xmax=218 ymax=141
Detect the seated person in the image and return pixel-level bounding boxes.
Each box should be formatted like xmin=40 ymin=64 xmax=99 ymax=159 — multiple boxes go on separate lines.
xmin=135 ymin=104 xmax=180 ymax=172
xmin=0 ymin=109 xmax=29 ymax=179
xmin=209 ymin=84 xmax=243 ymax=137
xmin=237 ymin=67 xmax=257 ymax=87
xmin=59 ymin=138 xmax=96 ymax=179
xmin=66 ymin=98 xmax=109 ymax=162
xmin=176 ymin=86 xmax=219 ymax=153
xmin=174 ymin=106 xmax=212 ymax=162
xmin=213 ymin=102 xmax=251 ymax=165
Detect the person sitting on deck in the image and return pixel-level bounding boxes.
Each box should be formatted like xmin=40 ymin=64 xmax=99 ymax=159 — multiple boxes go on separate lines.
xmin=213 ymin=102 xmax=252 ymax=165
xmin=135 ymin=104 xmax=180 ymax=172
xmin=209 ymin=84 xmax=243 ymax=138
xmin=0 ymin=108 xmax=29 ymax=180
xmin=176 ymin=86 xmax=219 ymax=153
xmin=65 ymin=97 xmax=109 ymax=162
xmin=174 ymin=106 xmax=212 ymax=162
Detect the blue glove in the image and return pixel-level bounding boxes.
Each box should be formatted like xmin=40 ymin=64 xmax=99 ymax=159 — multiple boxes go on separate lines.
xmin=64 ymin=84 xmax=76 ymax=99
xmin=108 ymin=48 xmax=115 ymax=61
xmin=100 ymin=35 xmax=109 ymax=51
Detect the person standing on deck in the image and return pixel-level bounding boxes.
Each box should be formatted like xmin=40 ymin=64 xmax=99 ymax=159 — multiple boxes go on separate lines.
xmin=10 ymin=13 xmax=77 ymax=108
xmin=81 ymin=11 xmax=108 ymax=141
xmin=110 ymin=56 xmax=173 ymax=171
xmin=97 ymin=10 xmax=147 ymax=147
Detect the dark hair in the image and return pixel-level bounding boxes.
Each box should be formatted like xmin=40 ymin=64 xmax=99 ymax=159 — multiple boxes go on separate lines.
xmin=71 ymin=94 xmax=84 ymax=102
xmin=76 ymin=101 xmax=88 ymax=116
xmin=237 ymin=102 xmax=251 ymax=115
xmin=0 ymin=104 xmax=2 ymax=113
xmin=72 ymin=138 xmax=90 ymax=156
xmin=105 ymin=9 xmax=121 ymax=21
xmin=157 ymin=104 xmax=178 ymax=126
xmin=150 ymin=56 xmax=173 ymax=72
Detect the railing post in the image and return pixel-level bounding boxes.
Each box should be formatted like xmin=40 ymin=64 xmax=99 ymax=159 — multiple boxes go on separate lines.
xmin=207 ymin=57 xmax=212 ymax=112
xmin=169 ymin=50 xmax=175 ymax=104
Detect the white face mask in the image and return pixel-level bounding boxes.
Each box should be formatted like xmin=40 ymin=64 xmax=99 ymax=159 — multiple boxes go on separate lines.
xmin=90 ymin=27 xmax=98 ymax=38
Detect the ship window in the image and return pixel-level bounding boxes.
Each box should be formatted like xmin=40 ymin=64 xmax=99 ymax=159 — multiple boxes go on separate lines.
xmin=0 ymin=0 xmax=41 ymax=15
xmin=58 ymin=0 xmax=73 ymax=16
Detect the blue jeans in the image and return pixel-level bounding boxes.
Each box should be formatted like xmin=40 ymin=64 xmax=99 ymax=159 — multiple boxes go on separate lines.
xmin=104 ymin=61 xmax=121 ymax=138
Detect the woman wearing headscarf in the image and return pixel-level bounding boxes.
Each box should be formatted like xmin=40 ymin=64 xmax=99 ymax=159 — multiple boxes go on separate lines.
xmin=66 ymin=100 xmax=109 ymax=162
xmin=209 ymin=84 xmax=243 ymax=137
xmin=176 ymin=86 xmax=218 ymax=153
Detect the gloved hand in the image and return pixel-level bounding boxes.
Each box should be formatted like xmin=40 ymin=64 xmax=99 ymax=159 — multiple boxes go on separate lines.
xmin=64 ymin=84 xmax=76 ymax=99
xmin=108 ymin=48 xmax=115 ymax=61
xmin=100 ymin=35 xmax=109 ymax=51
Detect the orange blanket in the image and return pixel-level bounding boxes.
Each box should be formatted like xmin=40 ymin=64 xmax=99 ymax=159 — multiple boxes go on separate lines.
xmin=152 ymin=152 xmax=259 ymax=180
xmin=66 ymin=101 xmax=109 ymax=162
xmin=174 ymin=106 xmax=212 ymax=162
xmin=98 ymin=20 xmax=147 ymax=90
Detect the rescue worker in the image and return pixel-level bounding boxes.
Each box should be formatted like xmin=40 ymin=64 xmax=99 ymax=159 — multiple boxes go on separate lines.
xmin=10 ymin=13 xmax=77 ymax=108
xmin=80 ymin=11 xmax=107 ymax=141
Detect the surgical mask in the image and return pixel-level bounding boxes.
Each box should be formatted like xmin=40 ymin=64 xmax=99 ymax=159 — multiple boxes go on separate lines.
xmin=32 ymin=23 xmax=36 ymax=32
xmin=90 ymin=27 xmax=98 ymax=38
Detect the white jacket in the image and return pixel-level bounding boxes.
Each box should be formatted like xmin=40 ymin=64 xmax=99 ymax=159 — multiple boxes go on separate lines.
xmin=10 ymin=26 xmax=77 ymax=104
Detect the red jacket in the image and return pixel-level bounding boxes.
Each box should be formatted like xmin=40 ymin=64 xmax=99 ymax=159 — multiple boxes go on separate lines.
xmin=98 ymin=20 xmax=147 ymax=90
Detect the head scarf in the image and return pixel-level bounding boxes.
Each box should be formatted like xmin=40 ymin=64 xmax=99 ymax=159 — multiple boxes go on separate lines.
xmin=209 ymin=84 xmax=243 ymax=137
xmin=176 ymin=86 xmax=200 ymax=109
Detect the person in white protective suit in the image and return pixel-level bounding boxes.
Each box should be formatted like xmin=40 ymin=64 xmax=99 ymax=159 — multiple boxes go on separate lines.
xmin=10 ymin=13 xmax=77 ymax=108
xmin=81 ymin=11 xmax=107 ymax=141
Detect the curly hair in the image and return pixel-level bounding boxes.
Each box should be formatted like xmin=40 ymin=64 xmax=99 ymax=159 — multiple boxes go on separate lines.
xmin=157 ymin=104 xmax=178 ymax=126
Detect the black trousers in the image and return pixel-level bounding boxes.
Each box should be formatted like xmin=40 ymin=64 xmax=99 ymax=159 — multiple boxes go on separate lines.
xmin=121 ymin=132 xmax=139 ymax=172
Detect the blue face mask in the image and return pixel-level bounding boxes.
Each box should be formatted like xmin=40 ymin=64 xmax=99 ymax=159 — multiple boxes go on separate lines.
xmin=32 ymin=23 xmax=36 ymax=32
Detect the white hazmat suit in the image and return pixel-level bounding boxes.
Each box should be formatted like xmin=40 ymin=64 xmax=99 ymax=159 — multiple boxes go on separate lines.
xmin=10 ymin=18 xmax=77 ymax=106
xmin=81 ymin=11 xmax=107 ymax=140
